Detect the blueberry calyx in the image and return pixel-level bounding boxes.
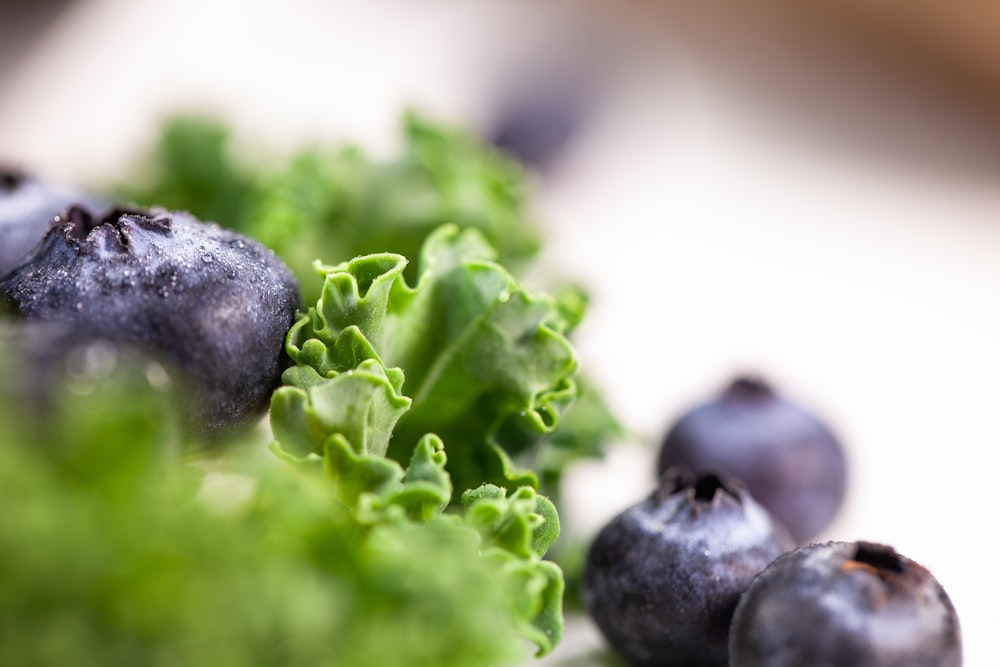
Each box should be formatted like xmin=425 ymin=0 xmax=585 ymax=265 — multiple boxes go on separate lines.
xmin=722 ymin=375 xmax=774 ymax=402
xmin=58 ymin=205 xmax=172 ymax=249
xmin=0 ymin=171 xmax=111 ymax=279
xmin=847 ymin=541 xmax=907 ymax=577
xmin=654 ymin=466 xmax=742 ymax=508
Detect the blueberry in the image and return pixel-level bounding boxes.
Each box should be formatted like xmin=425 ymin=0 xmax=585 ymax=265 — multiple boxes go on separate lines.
xmin=486 ymin=75 xmax=593 ymax=172
xmin=0 ymin=168 xmax=106 ymax=276
xmin=582 ymin=466 xmax=794 ymax=667
xmin=657 ymin=376 xmax=847 ymax=543
xmin=0 ymin=204 xmax=300 ymax=436
xmin=729 ymin=540 xmax=962 ymax=667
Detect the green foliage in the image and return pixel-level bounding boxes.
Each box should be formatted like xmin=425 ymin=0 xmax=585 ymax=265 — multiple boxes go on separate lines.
xmin=0 ymin=335 xmax=561 ymax=666
xmin=52 ymin=111 xmax=630 ymax=659
xmin=276 ymin=225 xmax=584 ymax=494
xmin=266 ymin=227 xmax=592 ymax=655
xmin=114 ymin=116 xmax=255 ymax=229
xmin=113 ymin=110 xmax=621 ymax=497
xmin=117 ymin=112 xmax=540 ymax=305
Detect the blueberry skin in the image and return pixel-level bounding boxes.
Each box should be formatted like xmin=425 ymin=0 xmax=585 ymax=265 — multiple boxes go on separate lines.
xmin=0 ymin=205 xmax=300 ymax=436
xmin=0 ymin=169 xmax=106 ymax=276
xmin=582 ymin=466 xmax=794 ymax=667
xmin=657 ymin=376 xmax=847 ymax=544
xmin=730 ymin=541 xmax=962 ymax=667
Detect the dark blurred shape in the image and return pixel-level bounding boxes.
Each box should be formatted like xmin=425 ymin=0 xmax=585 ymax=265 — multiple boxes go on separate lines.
xmin=0 ymin=1 xmax=79 ymax=84
xmin=487 ymin=72 xmax=595 ymax=173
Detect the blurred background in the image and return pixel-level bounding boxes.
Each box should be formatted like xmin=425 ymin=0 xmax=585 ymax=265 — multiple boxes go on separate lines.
xmin=2 ymin=1 xmax=999 ymax=665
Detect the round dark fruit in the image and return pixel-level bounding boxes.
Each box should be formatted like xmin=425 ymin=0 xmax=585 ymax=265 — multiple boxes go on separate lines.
xmin=729 ymin=540 xmax=962 ymax=667
xmin=0 ymin=168 xmax=106 ymax=276
xmin=0 ymin=204 xmax=300 ymax=436
xmin=582 ymin=465 xmax=794 ymax=667
xmin=487 ymin=75 xmax=592 ymax=172
xmin=657 ymin=376 xmax=847 ymax=543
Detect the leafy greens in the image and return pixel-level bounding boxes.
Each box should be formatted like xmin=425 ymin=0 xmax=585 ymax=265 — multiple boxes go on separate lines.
xmin=0 ymin=111 xmax=626 ymax=666
xmin=274 ymin=224 xmax=580 ymax=494
xmin=113 ymin=110 xmax=621 ymax=501
xmin=116 ymin=113 xmax=541 ymax=304
xmin=0 ymin=233 xmax=567 ymax=665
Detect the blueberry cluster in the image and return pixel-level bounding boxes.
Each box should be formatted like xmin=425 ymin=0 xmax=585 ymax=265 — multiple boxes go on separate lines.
xmin=0 ymin=171 xmax=300 ymax=437
xmin=583 ymin=467 xmax=792 ymax=667
xmin=583 ymin=376 xmax=961 ymax=667
xmin=657 ymin=376 xmax=846 ymax=545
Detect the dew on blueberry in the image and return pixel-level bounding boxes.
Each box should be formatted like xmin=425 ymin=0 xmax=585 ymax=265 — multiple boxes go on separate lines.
xmin=582 ymin=465 xmax=793 ymax=667
xmin=0 ymin=204 xmax=300 ymax=437
xmin=729 ymin=540 xmax=962 ymax=667
xmin=657 ymin=375 xmax=847 ymax=543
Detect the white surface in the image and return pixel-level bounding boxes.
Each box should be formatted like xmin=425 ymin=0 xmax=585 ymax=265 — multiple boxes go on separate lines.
xmin=2 ymin=1 xmax=998 ymax=664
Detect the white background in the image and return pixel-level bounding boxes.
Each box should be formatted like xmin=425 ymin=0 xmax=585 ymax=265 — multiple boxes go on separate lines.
xmin=2 ymin=1 xmax=998 ymax=664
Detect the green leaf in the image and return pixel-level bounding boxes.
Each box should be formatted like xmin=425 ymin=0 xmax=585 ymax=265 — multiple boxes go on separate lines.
xmin=284 ymin=224 xmax=580 ymax=492
xmin=353 ymin=434 xmax=453 ymax=523
xmin=112 ymin=110 xmax=621 ymax=502
xmin=272 ymin=357 xmax=411 ymax=459
xmin=96 ymin=111 xmax=638 ymax=664
xmin=462 ymin=485 xmax=558 ymax=560
xmin=322 ymin=434 xmax=405 ymax=508
xmin=112 ymin=112 xmax=541 ymax=306
xmin=391 ymin=434 xmax=453 ymax=520
xmin=0 ymin=337 xmax=564 ymax=667
xmin=460 ymin=484 xmax=565 ymax=656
